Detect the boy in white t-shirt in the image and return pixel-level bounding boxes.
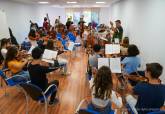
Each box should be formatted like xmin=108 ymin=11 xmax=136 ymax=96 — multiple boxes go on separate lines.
xmin=0 ymin=38 xmax=11 ymax=59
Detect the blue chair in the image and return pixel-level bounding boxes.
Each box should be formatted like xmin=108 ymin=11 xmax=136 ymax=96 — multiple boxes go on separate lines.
xmin=19 ymin=83 xmax=57 ymax=114
xmin=67 ymin=32 xmax=76 ymax=42
xmin=61 ymin=39 xmax=69 ymax=50
xmin=147 ymin=110 xmax=165 ymax=114
xmin=77 ymin=109 xmax=114 ymax=114
xmin=76 ymin=99 xmax=114 ymax=114
xmin=126 ymin=103 xmax=135 ymax=114
xmin=0 ymin=70 xmax=27 ymax=96
xmin=56 ymin=33 xmax=63 ymax=41
xmin=21 ymin=41 xmax=31 ymax=51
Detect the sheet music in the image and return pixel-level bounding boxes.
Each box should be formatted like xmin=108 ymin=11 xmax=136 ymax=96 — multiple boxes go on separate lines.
xmin=42 ymin=59 xmax=54 ymax=64
xmin=110 ymin=58 xmax=121 ymax=73
xmin=105 ymin=44 xmax=113 ymax=54
xmin=114 ymin=38 xmax=119 ymax=44
xmin=67 ymin=42 xmax=75 ymax=51
xmin=112 ymin=44 xmax=120 ymax=54
xmin=98 ymin=58 xmax=109 ymax=69
xmin=27 ymin=46 xmax=35 ymax=54
xmin=42 ymin=49 xmax=58 ymax=60
xmin=105 ymin=44 xmax=120 ymax=54
xmin=98 ymin=57 xmax=121 ymax=73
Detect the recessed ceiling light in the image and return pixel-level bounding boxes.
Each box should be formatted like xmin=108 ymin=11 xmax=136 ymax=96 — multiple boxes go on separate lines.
xmin=96 ymin=1 xmax=105 ymax=4
xmin=38 ymin=1 xmax=49 ymax=4
xmin=67 ymin=1 xmax=77 ymax=4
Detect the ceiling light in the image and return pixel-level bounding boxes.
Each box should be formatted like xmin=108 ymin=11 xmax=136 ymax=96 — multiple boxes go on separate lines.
xmin=38 ymin=1 xmax=49 ymax=4
xmin=96 ymin=2 xmax=105 ymax=4
xmin=67 ymin=1 xmax=77 ymax=4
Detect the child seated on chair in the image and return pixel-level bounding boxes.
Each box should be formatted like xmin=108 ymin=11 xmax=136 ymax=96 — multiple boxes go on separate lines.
xmin=89 ymin=66 xmax=123 ymax=114
xmin=121 ymin=44 xmax=141 ymax=75
xmin=88 ymin=44 xmax=102 ymax=79
xmin=28 ymin=47 xmax=59 ymax=105
xmin=45 ymin=39 xmax=68 ymax=75
xmin=120 ymin=37 xmax=129 ymax=60
xmin=125 ymin=63 xmax=165 ymax=114
xmin=5 ymin=46 xmax=30 ymax=81
xmin=0 ymin=38 xmax=11 ymax=60
xmin=88 ymin=44 xmax=102 ymax=68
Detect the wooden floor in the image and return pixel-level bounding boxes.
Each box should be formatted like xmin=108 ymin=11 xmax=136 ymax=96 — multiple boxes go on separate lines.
xmin=0 ymin=49 xmax=91 ymax=114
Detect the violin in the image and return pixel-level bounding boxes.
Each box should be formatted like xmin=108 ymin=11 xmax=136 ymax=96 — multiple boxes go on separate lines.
xmin=48 ymin=27 xmax=56 ymax=39
xmin=87 ymin=31 xmax=95 ymax=48
xmin=126 ymin=75 xmax=149 ymax=83
xmin=16 ymin=50 xmax=30 ymax=61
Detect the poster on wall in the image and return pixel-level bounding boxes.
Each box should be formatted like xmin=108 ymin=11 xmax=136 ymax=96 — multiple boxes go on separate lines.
xmin=0 ymin=9 xmax=10 ymax=40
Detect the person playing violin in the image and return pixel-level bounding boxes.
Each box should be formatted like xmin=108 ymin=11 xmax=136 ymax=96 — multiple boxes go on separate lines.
xmin=28 ymin=47 xmax=59 ymax=105
xmin=125 ymin=63 xmax=165 ymax=114
xmin=43 ymin=17 xmax=49 ymax=33
xmin=5 ymin=46 xmax=30 ymax=81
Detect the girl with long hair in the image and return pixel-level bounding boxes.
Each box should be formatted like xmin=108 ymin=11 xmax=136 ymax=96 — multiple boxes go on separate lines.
xmin=89 ymin=66 xmax=122 ymax=113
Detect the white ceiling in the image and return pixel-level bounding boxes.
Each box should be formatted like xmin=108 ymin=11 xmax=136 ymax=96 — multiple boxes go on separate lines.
xmin=7 ymin=0 xmax=119 ymax=7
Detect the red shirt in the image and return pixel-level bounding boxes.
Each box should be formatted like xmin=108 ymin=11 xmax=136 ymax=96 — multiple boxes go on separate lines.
xmin=43 ymin=21 xmax=49 ymax=31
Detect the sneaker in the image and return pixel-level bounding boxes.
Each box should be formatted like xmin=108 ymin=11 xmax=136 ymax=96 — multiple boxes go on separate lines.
xmin=49 ymin=98 xmax=59 ymax=106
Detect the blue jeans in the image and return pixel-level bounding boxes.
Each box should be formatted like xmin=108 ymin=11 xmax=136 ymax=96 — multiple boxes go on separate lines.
xmin=12 ymin=70 xmax=30 ymax=82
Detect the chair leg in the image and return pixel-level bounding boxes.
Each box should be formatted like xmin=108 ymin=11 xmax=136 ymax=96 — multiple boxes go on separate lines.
xmin=0 ymin=78 xmax=3 ymax=87
xmin=4 ymin=85 xmax=9 ymax=96
xmin=22 ymin=89 xmax=29 ymax=114
xmin=45 ymin=100 xmax=48 ymax=114
xmin=43 ymin=95 xmax=48 ymax=114
xmin=25 ymin=94 xmax=29 ymax=114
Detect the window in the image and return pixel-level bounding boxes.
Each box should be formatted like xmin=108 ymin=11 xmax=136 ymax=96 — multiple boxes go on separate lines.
xmin=65 ymin=8 xmax=100 ymax=25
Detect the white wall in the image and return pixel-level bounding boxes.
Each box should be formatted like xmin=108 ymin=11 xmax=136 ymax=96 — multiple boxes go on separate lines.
xmin=99 ymin=7 xmax=110 ymax=25
xmin=0 ymin=0 xmax=111 ymax=43
xmin=109 ymin=0 xmax=165 ymax=83
xmin=0 ymin=0 xmax=65 ymax=43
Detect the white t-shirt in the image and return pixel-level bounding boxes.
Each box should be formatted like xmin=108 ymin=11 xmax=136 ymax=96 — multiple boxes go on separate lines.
xmin=1 ymin=48 xmax=7 ymax=59
xmin=89 ymin=78 xmax=123 ymax=108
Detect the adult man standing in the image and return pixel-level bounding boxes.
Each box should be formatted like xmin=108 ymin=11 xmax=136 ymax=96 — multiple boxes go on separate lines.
xmin=110 ymin=20 xmax=123 ymax=42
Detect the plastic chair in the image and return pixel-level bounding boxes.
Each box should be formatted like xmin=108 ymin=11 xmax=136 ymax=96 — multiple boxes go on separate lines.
xmin=19 ymin=83 xmax=57 ymax=114
xmin=75 ymin=99 xmax=115 ymax=114
xmin=67 ymin=32 xmax=76 ymax=42
xmin=126 ymin=103 xmax=136 ymax=114
xmin=56 ymin=33 xmax=63 ymax=41
xmin=0 ymin=69 xmax=27 ymax=96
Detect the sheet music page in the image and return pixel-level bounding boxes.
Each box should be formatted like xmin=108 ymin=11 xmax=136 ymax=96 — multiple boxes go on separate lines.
xmin=105 ymin=44 xmax=113 ymax=54
xmin=110 ymin=58 xmax=121 ymax=73
xmin=98 ymin=58 xmax=109 ymax=69
xmin=112 ymin=44 xmax=120 ymax=54
xmin=68 ymin=42 xmax=75 ymax=51
xmin=114 ymin=38 xmax=120 ymax=44
xmin=27 ymin=46 xmax=35 ymax=54
xmin=42 ymin=49 xmax=58 ymax=60
xmin=42 ymin=59 xmax=54 ymax=64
